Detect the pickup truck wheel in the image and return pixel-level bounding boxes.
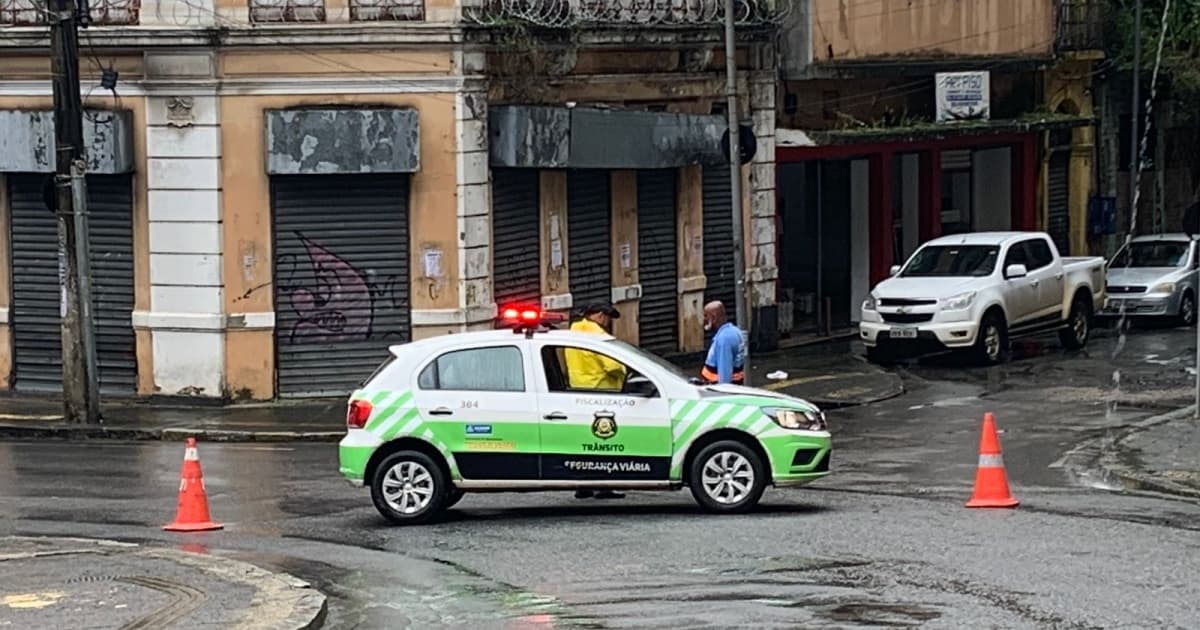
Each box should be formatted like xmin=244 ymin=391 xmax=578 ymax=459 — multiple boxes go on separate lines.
xmin=1177 ymin=292 xmax=1196 ymax=327
xmin=974 ymin=314 xmax=1008 ymax=365
xmin=1059 ymin=296 xmax=1092 ymax=350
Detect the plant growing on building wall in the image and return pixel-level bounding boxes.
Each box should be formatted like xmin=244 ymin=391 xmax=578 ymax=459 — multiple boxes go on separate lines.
xmin=488 ymin=20 xmax=582 ymax=103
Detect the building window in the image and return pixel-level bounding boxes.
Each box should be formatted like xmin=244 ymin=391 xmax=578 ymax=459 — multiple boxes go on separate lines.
xmin=249 ymin=0 xmax=326 ymax=23
xmin=1 ymin=0 xmax=140 ymax=25
xmin=350 ymin=0 xmax=423 ymax=21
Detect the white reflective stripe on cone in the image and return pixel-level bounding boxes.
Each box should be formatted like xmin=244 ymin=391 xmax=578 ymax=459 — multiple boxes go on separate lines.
xmin=978 ymin=454 xmax=1005 ymax=467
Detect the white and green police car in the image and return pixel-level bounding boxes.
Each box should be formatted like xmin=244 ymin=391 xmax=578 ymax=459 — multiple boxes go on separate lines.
xmin=339 ymin=309 xmax=832 ymax=524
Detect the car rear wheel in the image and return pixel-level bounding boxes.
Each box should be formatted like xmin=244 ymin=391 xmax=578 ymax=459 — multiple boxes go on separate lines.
xmin=370 ymin=451 xmax=448 ymax=525
xmin=1059 ymin=295 xmax=1091 ymax=350
xmin=973 ymin=313 xmax=1009 ymax=365
xmin=688 ymin=440 xmax=767 ymax=514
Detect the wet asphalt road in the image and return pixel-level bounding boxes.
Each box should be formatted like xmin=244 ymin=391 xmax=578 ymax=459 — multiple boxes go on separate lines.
xmin=3 ymin=327 xmax=1200 ymax=629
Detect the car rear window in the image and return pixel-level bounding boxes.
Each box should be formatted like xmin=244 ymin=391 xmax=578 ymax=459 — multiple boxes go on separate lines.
xmin=360 ymin=355 xmax=398 ymax=388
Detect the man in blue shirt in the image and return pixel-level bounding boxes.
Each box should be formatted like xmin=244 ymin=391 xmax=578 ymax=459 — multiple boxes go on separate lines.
xmin=700 ymin=301 xmax=746 ymax=385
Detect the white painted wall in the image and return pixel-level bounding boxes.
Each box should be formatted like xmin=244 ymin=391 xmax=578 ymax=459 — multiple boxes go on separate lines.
xmin=972 ymin=147 xmax=1013 ymax=231
xmin=900 ymin=153 xmax=920 ymax=259
xmin=142 ymin=94 xmax=225 ymax=397
xmin=850 ymin=159 xmax=871 ymax=322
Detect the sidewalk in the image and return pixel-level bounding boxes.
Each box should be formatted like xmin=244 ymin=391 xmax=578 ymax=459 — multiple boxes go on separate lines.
xmin=1100 ymin=405 xmax=1200 ymax=498
xmin=0 ymin=396 xmax=346 ymax=442
xmin=0 ymin=536 xmax=325 ymax=630
xmin=0 ymin=339 xmax=901 ymax=442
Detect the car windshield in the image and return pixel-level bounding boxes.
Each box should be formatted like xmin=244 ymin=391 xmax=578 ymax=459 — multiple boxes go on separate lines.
xmin=1110 ymin=242 xmax=1190 ymax=268
xmin=604 ymin=339 xmax=689 ymax=381
xmin=900 ymin=245 xmax=1000 ymax=277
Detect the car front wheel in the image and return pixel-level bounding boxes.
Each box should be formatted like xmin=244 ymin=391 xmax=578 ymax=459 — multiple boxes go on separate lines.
xmin=1178 ymin=292 xmax=1196 ymax=327
xmin=370 ymin=451 xmax=448 ymax=525
xmin=688 ymin=440 xmax=767 ymax=514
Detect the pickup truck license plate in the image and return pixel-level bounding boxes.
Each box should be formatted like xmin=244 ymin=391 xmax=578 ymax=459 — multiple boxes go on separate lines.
xmin=891 ymin=327 xmax=918 ymax=339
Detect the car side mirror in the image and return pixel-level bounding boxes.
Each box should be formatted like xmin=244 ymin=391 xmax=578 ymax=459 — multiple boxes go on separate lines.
xmin=1005 ymin=264 xmax=1028 ymax=279
xmin=889 ymin=265 xmax=901 ymax=276
xmin=623 ymin=375 xmax=657 ymax=398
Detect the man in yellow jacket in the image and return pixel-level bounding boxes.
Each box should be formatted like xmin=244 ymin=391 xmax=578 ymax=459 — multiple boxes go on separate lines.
xmin=566 ymin=302 xmax=626 ymax=500
xmin=565 ymin=303 xmax=626 ymax=390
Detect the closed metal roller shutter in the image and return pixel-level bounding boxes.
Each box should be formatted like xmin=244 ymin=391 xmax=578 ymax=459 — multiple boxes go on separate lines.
xmin=9 ymin=174 xmax=136 ymax=393
xmin=491 ymin=169 xmax=541 ymax=308
xmin=637 ymin=169 xmax=679 ymax=354
xmin=567 ymin=170 xmax=611 ymax=309
xmin=702 ymin=166 xmax=736 ymax=343
xmin=1047 ymin=152 xmax=1071 ymax=256
xmin=272 ymin=175 xmax=411 ymax=397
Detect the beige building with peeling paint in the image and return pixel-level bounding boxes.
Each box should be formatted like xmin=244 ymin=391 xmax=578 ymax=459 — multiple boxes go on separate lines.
xmin=0 ymin=0 xmax=783 ymax=400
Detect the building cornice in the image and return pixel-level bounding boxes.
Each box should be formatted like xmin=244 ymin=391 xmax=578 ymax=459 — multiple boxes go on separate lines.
xmin=0 ymin=22 xmax=772 ymax=50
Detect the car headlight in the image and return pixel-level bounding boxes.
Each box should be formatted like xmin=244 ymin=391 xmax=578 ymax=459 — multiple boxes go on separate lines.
xmin=943 ymin=291 xmax=976 ymax=311
xmin=1150 ymin=282 xmax=1176 ymax=294
xmin=762 ymin=407 xmax=828 ymax=431
xmin=862 ymin=295 xmax=877 ymax=312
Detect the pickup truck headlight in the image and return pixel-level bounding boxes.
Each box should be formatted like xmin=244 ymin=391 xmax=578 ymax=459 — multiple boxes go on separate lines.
xmin=943 ymin=291 xmax=976 ymax=311
xmin=1149 ymin=282 xmax=1176 ymax=294
xmin=862 ymin=295 xmax=877 ymax=312
xmin=762 ymin=407 xmax=828 ymax=431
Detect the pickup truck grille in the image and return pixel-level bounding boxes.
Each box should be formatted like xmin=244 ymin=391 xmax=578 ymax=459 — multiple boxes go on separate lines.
xmin=882 ymin=313 xmax=934 ymax=324
xmin=880 ymin=298 xmax=938 ymax=307
xmin=1108 ymin=285 xmax=1146 ymax=294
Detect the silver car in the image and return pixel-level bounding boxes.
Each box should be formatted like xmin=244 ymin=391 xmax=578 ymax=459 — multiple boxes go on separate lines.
xmin=1101 ymin=234 xmax=1199 ymax=325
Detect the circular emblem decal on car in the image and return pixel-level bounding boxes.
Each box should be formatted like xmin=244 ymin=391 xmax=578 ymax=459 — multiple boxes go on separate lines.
xmin=592 ymin=413 xmax=618 ymax=440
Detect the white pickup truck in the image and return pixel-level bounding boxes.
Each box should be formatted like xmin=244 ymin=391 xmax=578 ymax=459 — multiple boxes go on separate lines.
xmin=859 ymin=232 xmax=1107 ymax=364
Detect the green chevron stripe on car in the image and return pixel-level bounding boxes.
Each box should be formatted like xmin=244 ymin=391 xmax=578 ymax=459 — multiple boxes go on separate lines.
xmin=667 ymin=400 xmax=779 ymax=477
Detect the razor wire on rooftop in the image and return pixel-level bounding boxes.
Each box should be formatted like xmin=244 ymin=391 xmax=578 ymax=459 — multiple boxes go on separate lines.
xmin=462 ymin=0 xmax=790 ymax=28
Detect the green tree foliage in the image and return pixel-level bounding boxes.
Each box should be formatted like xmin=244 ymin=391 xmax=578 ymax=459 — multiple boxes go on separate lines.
xmin=1107 ymin=0 xmax=1200 ymax=98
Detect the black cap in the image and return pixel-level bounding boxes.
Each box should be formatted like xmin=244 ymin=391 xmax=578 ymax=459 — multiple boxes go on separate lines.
xmin=581 ymin=302 xmax=621 ymax=319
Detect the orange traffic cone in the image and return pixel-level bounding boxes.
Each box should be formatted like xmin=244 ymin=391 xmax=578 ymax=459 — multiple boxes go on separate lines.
xmin=164 ymin=437 xmax=224 ymax=532
xmin=965 ymin=413 xmax=1019 ymax=508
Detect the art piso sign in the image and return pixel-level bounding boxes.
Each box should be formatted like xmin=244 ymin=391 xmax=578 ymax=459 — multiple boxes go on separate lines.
xmin=935 ymin=71 xmax=990 ymax=123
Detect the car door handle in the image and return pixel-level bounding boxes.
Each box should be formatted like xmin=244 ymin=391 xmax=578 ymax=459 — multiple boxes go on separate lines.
xmin=1055 ymin=273 xmax=1064 ymax=280
xmin=429 ymin=407 xmax=453 ymax=416
xmin=1031 ymin=280 xmax=1040 ymax=287
xmin=543 ymin=412 xmax=568 ymax=421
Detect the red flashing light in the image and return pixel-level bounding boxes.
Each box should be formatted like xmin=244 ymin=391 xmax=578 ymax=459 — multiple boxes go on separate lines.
xmin=498 ymin=304 xmax=566 ymax=331
xmin=346 ymin=399 xmax=373 ymax=429
xmin=500 ymin=305 xmax=543 ymax=322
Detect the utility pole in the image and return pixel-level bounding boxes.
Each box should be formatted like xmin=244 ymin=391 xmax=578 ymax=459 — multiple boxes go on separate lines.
xmin=1128 ymin=0 xmax=1142 ymax=222
xmin=50 ymin=0 xmax=100 ymax=423
xmin=723 ymin=0 xmax=751 ymax=385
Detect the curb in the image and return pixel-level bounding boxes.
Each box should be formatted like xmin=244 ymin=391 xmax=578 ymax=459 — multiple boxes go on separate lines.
xmin=0 ymin=423 xmax=344 ymax=443
xmin=1096 ymin=405 xmax=1200 ymax=500
xmin=0 ymin=536 xmax=328 ymax=630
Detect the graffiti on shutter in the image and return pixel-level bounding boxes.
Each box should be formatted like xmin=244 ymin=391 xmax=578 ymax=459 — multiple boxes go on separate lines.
xmin=272 ymin=175 xmax=411 ymax=396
